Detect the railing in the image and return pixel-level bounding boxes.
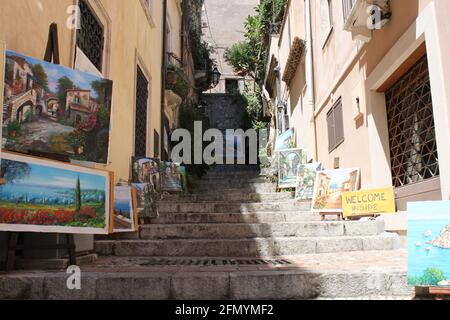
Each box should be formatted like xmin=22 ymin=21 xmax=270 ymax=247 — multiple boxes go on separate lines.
xmin=342 ymin=0 xmax=358 ymax=23
xmin=166 ymin=52 xmax=183 ymax=69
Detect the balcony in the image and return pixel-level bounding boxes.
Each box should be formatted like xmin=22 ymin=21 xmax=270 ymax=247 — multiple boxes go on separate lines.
xmin=165 ymin=52 xmax=189 ymax=100
xmin=342 ymin=0 xmax=391 ymax=43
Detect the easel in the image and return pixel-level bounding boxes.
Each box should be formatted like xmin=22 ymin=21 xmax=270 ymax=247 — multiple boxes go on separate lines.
xmin=3 ymin=23 xmax=76 ymax=272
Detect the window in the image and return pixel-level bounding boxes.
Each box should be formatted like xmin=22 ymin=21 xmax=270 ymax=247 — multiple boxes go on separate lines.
xmin=76 ymin=0 xmax=104 ymax=72
xmin=140 ymin=0 xmax=155 ymax=27
xmin=320 ymin=0 xmax=333 ymax=46
xmin=327 ymin=98 xmax=344 ymax=152
xmin=135 ymin=66 xmax=149 ymax=157
xmin=342 ymin=0 xmax=357 ymax=23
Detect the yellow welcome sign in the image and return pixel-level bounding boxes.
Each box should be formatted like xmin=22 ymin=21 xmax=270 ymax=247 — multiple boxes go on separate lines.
xmin=342 ymin=187 xmax=396 ymax=218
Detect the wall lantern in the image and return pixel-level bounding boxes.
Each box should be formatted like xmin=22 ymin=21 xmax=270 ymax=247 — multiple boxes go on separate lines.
xmin=211 ymin=67 xmax=221 ymax=87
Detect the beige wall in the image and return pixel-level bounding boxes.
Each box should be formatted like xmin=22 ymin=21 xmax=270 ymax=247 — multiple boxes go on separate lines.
xmin=0 ymin=0 xmax=166 ymax=181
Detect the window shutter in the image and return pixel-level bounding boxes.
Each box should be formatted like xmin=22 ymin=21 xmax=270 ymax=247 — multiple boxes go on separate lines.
xmin=334 ymin=100 xmax=344 ymax=144
xmin=327 ymin=109 xmax=335 ymax=152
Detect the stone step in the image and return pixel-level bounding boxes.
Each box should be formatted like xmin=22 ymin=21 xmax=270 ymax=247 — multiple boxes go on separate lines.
xmin=95 ymin=233 xmax=400 ymax=257
xmin=192 ymin=181 xmax=275 ymax=190
xmin=201 ymin=177 xmax=268 ymax=184
xmin=162 ymin=192 xmax=294 ymax=202
xmin=157 ymin=200 xmax=309 ymax=213
xmin=193 ymin=184 xmax=277 ymax=193
xmin=149 ymin=211 xmax=322 ymax=224
xmin=204 ymin=172 xmax=264 ymax=179
xmin=0 ymin=254 xmax=412 ymax=299
xmin=208 ymin=165 xmax=260 ymax=173
xmin=139 ymin=220 xmax=385 ymax=240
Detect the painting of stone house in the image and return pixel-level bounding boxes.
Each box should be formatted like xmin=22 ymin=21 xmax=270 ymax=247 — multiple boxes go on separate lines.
xmin=2 ymin=50 xmax=113 ymax=164
xmin=312 ymin=168 xmax=360 ymax=212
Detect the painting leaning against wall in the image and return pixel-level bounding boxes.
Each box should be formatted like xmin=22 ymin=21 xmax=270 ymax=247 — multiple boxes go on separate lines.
xmin=295 ymin=162 xmax=323 ymax=201
xmin=2 ymin=50 xmax=113 ymax=164
xmin=277 ymin=149 xmax=305 ymax=189
xmin=113 ymin=185 xmax=137 ymax=233
xmin=408 ymin=201 xmax=450 ymax=288
xmin=0 ymin=151 xmax=112 ymax=234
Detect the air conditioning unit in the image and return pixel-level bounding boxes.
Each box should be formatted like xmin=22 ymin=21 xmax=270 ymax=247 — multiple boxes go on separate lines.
xmin=343 ymin=0 xmax=391 ymax=43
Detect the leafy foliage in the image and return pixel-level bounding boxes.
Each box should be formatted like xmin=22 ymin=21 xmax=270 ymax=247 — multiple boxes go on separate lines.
xmin=408 ymin=268 xmax=447 ymax=286
xmin=0 ymin=160 xmax=31 ymax=184
xmin=32 ymin=64 xmax=49 ymax=92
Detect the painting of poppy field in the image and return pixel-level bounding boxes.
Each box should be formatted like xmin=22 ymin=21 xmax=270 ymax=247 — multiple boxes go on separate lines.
xmin=0 ymin=152 xmax=111 ymax=234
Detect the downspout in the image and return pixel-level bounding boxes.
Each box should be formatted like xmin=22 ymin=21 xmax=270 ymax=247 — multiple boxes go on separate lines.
xmin=305 ymin=0 xmax=317 ymax=160
xmin=161 ymin=0 xmax=168 ymax=161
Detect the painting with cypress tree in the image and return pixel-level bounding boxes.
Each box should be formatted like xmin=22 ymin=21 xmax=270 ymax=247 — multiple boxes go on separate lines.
xmin=0 ymin=151 xmax=112 ymax=234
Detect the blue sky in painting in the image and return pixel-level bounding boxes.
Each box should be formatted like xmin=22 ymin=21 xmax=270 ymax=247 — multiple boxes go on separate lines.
xmin=6 ymin=50 xmax=105 ymax=99
xmin=408 ymin=201 xmax=450 ymax=221
xmin=11 ymin=163 xmax=105 ymax=191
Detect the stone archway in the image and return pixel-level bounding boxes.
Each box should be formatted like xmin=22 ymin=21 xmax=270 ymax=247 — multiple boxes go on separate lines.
xmin=15 ymin=101 xmax=33 ymax=123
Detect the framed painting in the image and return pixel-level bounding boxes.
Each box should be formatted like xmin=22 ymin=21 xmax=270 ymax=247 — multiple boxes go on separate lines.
xmin=277 ymin=148 xmax=305 ymax=189
xmin=0 ymin=151 xmax=113 ymax=234
xmin=2 ymin=50 xmax=113 ymax=164
xmin=295 ymin=162 xmax=323 ymax=200
xmin=0 ymin=41 xmax=5 ymax=167
xmin=275 ymin=128 xmax=295 ymax=152
xmin=160 ymin=162 xmax=183 ymax=193
xmin=311 ymin=168 xmax=360 ymax=212
xmin=131 ymin=182 xmax=158 ymax=219
xmin=408 ymin=201 xmax=450 ymax=288
xmin=113 ymin=185 xmax=138 ymax=233
xmin=131 ymin=157 xmax=160 ymax=190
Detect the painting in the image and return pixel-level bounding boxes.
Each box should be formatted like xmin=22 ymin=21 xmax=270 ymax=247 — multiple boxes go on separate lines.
xmin=161 ymin=162 xmax=183 ymax=193
xmin=2 ymin=50 xmax=113 ymax=163
xmin=408 ymin=201 xmax=450 ymax=288
xmin=295 ymin=162 xmax=323 ymax=200
xmin=275 ymin=128 xmax=295 ymax=152
xmin=0 ymin=41 xmax=5 ymax=167
xmin=0 ymin=151 xmax=112 ymax=234
xmin=131 ymin=157 xmax=160 ymax=190
xmin=113 ymin=186 xmax=137 ymax=233
xmin=131 ymin=183 xmax=158 ymax=219
xmin=277 ymin=149 xmax=305 ymax=189
xmin=311 ymin=168 xmax=360 ymax=212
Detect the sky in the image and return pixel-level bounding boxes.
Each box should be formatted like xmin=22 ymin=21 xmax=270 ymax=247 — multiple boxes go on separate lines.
xmin=7 ymin=50 xmax=105 ymax=99
xmin=408 ymin=201 xmax=450 ymax=220
xmin=12 ymin=163 xmax=106 ymax=190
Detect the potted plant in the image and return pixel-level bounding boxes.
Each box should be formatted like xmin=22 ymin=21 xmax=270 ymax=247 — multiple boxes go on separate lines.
xmin=166 ymin=65 xmax=178 ymax=86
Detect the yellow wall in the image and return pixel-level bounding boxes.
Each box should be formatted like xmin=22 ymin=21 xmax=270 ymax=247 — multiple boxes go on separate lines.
xmin=0 ymin=0 xmax=169 ymax=181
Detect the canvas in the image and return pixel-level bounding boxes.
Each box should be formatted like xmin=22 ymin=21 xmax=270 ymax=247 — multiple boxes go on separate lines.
xmin=0 ymin=151 xmax=112 ymax=234
xmin=277 ymin=149 xmax=305 ymax=189
xmin=2 ymin=50 xmax=113 ymax=163
xmin=113 ymin=186 xmax=137 ymax=233
xmin=160 ymin=162 xmax=183 ymax=192
xmin=131 ymin=182 xmax=158 ymax=218
xmin=131 ymin=157 xmax=160 ymax=190
xmin=295 ymin=162 xmax=323 ymax=200
xmin=275 ymin=128 xmax=294 ymax=151
xmin=311 ymin=168 xmax=360 ymax=212
xmin=408 ymin=201 xmax=450 ymax=287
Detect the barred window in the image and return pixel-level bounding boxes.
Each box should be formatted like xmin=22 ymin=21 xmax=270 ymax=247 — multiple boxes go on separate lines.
xmin=76 ymin=0 xmax=104 ymax=72
xmin=135 ymin=66 xmax=149 ymax=157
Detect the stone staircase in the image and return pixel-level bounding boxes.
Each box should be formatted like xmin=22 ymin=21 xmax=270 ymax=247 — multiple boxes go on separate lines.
xmin=89 ymin=164 xmax=413 ymax=300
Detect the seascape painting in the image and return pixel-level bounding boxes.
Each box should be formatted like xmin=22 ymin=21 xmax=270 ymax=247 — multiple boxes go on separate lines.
xmin=277 ymin=149 xmax=305 ymax=189
xmin=408 ymin=201 xmax=450 ymax=287
xmin=295 ymin=162 xmax=323 ymax=200
xmin=275 ymin=128 xmax=294 ymax=151
xmin=311 ymin=168 xmax=360 ymax=212
xmin=113 ymin=186 xmax=137 ymax=233
xmin=0 ymin=152 xmax=111 ymax=234
xmin=2 ymin=50 xmax=112 ymax=163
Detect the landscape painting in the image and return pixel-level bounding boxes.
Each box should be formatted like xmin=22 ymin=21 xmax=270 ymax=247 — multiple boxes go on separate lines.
xmin=131 ymin=183 xmax=158 ymax=219
xmin=275 ymin=128 xmax=295 ymax=151
xmin=0 ymin=152 xmax=112 ymax=234
xmin=311 ymin=168 xmax=360 ymax=212
xmin=408 ymin=201 xmax=450 ymax=288
xmin=295 ymin=162 xmax=323 ymax=200
xmin=160 ymin=162 xmax=183 ymax=192
xmin=277 ymin=149 xmax=305 ymax=189
xmin=131 ymin=157 xmax=160 ymax=190
xmin=113 ymin=186 xmax=137 ymax=233
xmin=2 ymin=50 xmax=113 ymax=163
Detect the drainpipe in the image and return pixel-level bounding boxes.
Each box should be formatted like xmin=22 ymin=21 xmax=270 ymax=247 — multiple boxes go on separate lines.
xmin=274 ymin=65 xmax=282 ymax=135
xmin=160 ymin=0 xmax=168 ymax=161
xmin=305 ymin=0 xmax=317 ymax=161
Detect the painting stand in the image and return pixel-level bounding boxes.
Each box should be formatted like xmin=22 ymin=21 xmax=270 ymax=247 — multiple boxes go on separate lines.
xmin=4 ymin=232 xmax=76 ymax=272
xmin=320 ymin=212 xmax=344 ymax=221
xmin=1 ymin=24 xmax=77 ymax=272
